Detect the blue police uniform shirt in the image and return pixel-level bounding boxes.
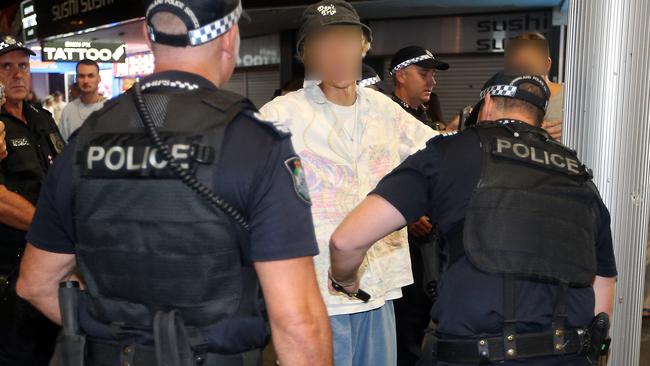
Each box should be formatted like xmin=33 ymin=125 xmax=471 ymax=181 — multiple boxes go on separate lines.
xmin=26 ymin=71 xmax=319 ymax=264
xmin=371 ymin=121 xmax=617 ymax=339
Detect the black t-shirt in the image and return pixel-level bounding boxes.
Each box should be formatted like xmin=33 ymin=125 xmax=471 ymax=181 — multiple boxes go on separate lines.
xmin=26 ymin=71 xmax=319 ymax=264
xmin=0 ymin=102 xmax=62 ymax=270
xmin=371 ymin=121 xmax=617 ymax=338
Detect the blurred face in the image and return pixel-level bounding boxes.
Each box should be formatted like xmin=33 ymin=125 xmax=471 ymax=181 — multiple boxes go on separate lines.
xmin=397 ymin=65 xmax=436 ymax=105
xmin=303 ymin=26 xmax=364 ymax=87
xmin=0 ymin=51 xmax=31 ymax=103
xmin=506 ymin=44 xmax=551 ymax=76
xmin=76 ymin=63 xmax=101 ymax=95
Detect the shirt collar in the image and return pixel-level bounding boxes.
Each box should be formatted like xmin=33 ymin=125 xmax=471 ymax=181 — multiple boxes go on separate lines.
xmin=391 ymin=93 xmax=428 ymax=118
xmin=139 ymin=70 xmax=217 ymax=92
xmin=304 ymin=81 xmax=369 ymax=106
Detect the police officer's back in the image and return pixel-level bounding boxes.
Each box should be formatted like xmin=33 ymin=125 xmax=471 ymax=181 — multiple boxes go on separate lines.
xmin=329 ymin=73 xmax=616 ymax=365
xmin=0 ymin=34 xmax=63 ymax=365
xmin=16 ymin=1 xmax=332 ymax=365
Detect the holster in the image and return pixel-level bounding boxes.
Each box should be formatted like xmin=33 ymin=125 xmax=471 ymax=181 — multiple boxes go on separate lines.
xmin=50 ymin=281 xmax=86 ymax=366
xmin=415 ymin=225 xmax=442 ymax=301
xmin=580 ymin=312 xmax=611 ymax=365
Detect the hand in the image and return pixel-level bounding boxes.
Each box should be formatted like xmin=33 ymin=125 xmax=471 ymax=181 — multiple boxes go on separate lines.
xmin=0 ymin=121 xmax=7 ymax=160
xmin=542 ymin=119 xmax=562 ymax=141
xmin=408 ymin=216 xmax=433 ymax=238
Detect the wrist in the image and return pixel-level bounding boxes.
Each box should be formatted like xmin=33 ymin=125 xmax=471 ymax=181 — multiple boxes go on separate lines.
xmin=328 ymin=268 xmax=357 ymax=288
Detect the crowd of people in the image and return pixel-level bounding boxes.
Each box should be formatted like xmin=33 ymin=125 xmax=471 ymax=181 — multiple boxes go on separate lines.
xmin=0 ymin=1 xmax=617 ymax=366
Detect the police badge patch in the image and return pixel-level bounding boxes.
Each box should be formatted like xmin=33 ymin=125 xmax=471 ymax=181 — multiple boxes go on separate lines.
xmin=285 ymin=157 xmax=311 ymax=205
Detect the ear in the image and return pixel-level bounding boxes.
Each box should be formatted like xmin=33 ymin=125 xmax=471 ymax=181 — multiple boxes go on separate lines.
xmin=481 ymin=93 xmax=494 ymax=121
xmin=395 ymin=69 xmax=406 ymax=84
xmin=220 ymin=25 xmax=240 ymax=62
xmin=142 ymin=22 xmax=153 ymax=50
xmin=545 ymin=57 xmax=552 ymax=74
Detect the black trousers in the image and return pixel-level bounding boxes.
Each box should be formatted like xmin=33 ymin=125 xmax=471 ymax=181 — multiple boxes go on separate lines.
xmin=395 ymin=237 xmax=434 ymax=366
xmin=0 ymin=284 xmax=60 ymax=366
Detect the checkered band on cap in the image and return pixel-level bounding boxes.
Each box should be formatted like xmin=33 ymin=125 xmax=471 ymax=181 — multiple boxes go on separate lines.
xmin=390 ymin=54 xmax=434 ymax=76
xmin=480 ymin=85 xmax=518 ymax=99
xmin=358 ymin=76 xmax=381 ymax=88
xmin=188 ymin=1 xmax=243 ymax=46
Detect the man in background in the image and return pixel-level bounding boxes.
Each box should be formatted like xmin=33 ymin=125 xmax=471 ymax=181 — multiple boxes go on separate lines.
xmin=50 ymin=91 xmax=66 ymax=124
xmin=58 ymin=59 xmax=106 ymax=142
xmin=390 ymin=46 xmax=449 ymax=132
xmin=505 ymin=31 xmax=564 ymax=140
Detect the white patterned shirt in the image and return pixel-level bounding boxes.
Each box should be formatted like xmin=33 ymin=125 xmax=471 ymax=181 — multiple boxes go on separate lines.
xmin=260 ymin=84 xmax=438 ymax=315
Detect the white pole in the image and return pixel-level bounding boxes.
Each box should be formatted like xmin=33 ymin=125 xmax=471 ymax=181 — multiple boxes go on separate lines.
xmin=564 ymin=0 xmax=650 ymax=365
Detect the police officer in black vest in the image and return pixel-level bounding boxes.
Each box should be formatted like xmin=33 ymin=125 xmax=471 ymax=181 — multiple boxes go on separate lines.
xmin=16 ymin=1 xmax=333 ymax=365
xmin=329 ymin=73 xmax=617 ymax=365
xmin=0 ymin=34 xmax=64 ymax=365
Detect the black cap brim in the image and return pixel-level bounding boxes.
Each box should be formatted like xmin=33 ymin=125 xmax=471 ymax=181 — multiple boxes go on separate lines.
xmin=414 ymin=58 xmax=449 ymax=71
xmin=0 ymin=45 xmax=35 ymax=57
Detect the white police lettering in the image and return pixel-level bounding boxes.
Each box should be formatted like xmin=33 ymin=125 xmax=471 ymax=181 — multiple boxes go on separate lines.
xmin=495 ymin=138 xmax=581 ymax=175
xmin=318 ymin=4 xmax=337 ymax=16
xmin=87 ymin=144 xmax=191 ymax=171
xmin=10 ymin=137 xmax=30 ymax=147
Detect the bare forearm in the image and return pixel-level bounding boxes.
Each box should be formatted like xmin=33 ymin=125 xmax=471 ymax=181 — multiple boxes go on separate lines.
xmin=593 ymin=276 xmax=616 ymax=318
xmin=271 ymin=302 xmax=332 ymax=365
xmin=18 ymin=285 xmax=62 ymax=324
xmin=0 ymin=185 xmax=35 ymax=231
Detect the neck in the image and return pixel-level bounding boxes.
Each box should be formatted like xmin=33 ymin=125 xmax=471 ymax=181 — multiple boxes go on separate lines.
xmin=394 ymin=87 xmax=421 ymax=110
xmin=493 ymin=113 xmax=538 ymax=127
xmin=4 ymin=99 xmax=24 ymax=122
xmin=320 ymin=82 xmax=357 ymax=106
xmin=154 ymin=62 xmax=224 ymax=87
xmin=80 ymin=92 xmax=100 ymax=104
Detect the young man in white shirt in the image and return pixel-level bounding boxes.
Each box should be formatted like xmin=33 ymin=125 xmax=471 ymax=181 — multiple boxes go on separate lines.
xmin=58 ymin=60 xmax=106 ymax=142
xmin=260 ymin=1 xmax=437 ymax=364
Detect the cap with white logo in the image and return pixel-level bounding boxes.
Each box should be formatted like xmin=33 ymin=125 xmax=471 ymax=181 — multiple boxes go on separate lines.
xmin=0 ymin=35 xmax=35 ymax=57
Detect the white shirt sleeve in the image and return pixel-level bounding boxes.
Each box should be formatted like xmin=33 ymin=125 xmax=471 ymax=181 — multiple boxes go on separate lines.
xmin=58 ymin=104 xmax=73 ymax=143
xmin=395 ymin=104 xmax=439 ymax=162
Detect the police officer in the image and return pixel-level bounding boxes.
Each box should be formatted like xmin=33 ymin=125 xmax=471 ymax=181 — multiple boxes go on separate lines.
xmin=390 ymin=45 xmax=451 ymax=366
xmin=16 ymin=1 xmax=332 ymax=365
xmin=390 ymin=46 xmax=449 ymax=131
xmin=0 ymin=34 xmax=64 ymax=365
xmin=329 ymin=73 xmax=617 ymax=365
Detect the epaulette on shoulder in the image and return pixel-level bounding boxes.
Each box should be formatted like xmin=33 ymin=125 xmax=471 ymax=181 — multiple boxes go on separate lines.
xmin=29 ymin=103 xmax=50 ymax=116
xmin=427 ymin=130 xmax=459 ymax=146
xmin=243 ymin=110 xmax=292 ymax=139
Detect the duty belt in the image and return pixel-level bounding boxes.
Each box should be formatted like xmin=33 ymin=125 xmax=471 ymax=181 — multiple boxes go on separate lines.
xmin=435 ymin=329 xmax=584 ymax=364
xmin=86 ymin=337 xmax=261 ymax=366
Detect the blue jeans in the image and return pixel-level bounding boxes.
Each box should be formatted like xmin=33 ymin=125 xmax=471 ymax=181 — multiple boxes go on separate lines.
xmin=330 ymin=301 xmax=397 ymax=366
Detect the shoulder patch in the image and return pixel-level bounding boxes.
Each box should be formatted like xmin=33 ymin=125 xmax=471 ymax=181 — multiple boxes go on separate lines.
xmin=284 ymin=157 xmax=311 ymax=205
xmin=247 ymin=111 xmax=291 ymax=138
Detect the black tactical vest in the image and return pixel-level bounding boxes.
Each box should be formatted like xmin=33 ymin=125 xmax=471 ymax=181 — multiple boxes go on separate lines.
xmin=445 ymin=120 xmax=599 ymax=358
xmin=461 ymin=121 xmax=597 ymax=286
xmin=71 ymin=88 xmax=268 ymax=353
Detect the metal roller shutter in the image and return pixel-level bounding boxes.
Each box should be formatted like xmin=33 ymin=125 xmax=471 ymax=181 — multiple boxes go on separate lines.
xmin=433 ymin=55 xmax=504 ymax=121
xmin=221 ymin=67 xmax=280 ymax=109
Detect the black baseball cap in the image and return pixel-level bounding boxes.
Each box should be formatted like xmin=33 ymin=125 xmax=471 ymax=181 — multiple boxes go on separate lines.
xmin=358 ymin=63 xmax=381 ymax=88
xmin=463 ymin=71 xmax=551 ymax=128
xmin=297 ymin=0 xmax=373 ymax=52
xmin=390 ymin=46 xmax=449 ymax=76
xmin=0 ymin=34 xmax=35 ymax=57
xmin=145 ymin=0 xmax=247 ymax=47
